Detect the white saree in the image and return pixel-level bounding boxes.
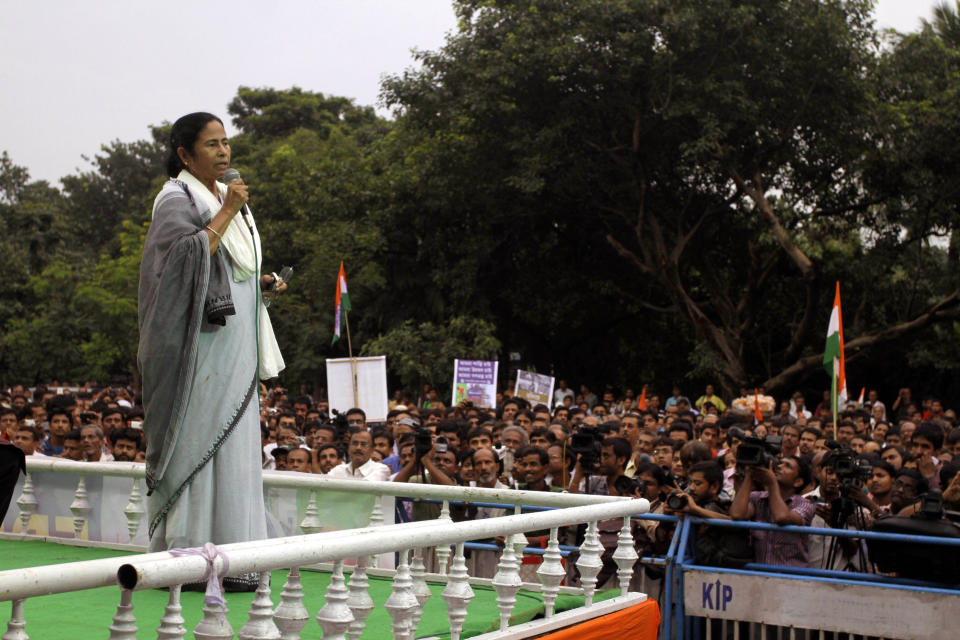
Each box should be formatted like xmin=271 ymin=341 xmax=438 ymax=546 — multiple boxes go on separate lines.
xmin=140 ymin=175 xmax=279 ymax=562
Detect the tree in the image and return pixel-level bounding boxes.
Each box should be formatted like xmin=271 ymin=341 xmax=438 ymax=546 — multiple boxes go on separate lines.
xmin=224 ymin=88 xmax=395 ymax=392
xmin=361 ymin=316 xmax=501 ymax=399
xmin=380 ymin=0 xmax=960 ymax=396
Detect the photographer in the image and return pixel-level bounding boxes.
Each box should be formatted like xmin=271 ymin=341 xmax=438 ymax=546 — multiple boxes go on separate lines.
xmin=664 ymin=461 xmax=730 ymax=520
xmin=565 ymin=436 xmax=649 ymax=588
xmin=567 ymin=434 xmax=632 ymax=495
xmin=661 ymin=461 xmax=752 ymax=574
xmin=392 ymin=432 xmax=456 ymax=486
xmin=729 ymin=453 xmax=816 ymax=567
xmin=808 ymin=448 xmax=876 ymax=571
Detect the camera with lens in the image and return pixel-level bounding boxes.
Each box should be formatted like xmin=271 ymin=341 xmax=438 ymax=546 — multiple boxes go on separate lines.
xmin=329 ymin=409 xmax=350 ymax=441
xmin=413 ymin=429 xmax=433 ymax=458
xmin=666 ymin=491 xmax=689 ymax=511
xmin=570 ymin=426 xmax=603 ymax=473
xmin=735 ymin=435 xmax=782 ymax=468
xmin=434 ymin=435 xmax=448 ymax=454
xmin=614 ymin=474 xmax=646 ymax=498
xmin=824 ymin=446 xmax=872 ymax=483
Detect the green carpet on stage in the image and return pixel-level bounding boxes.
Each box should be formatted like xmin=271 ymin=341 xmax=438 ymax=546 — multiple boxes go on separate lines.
xmin=0 ymin=539 xmax=616 ymax=638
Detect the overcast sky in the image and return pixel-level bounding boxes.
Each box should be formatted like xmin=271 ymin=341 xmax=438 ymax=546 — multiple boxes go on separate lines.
xmin=0 ymin=0 xmax=943 ymax=185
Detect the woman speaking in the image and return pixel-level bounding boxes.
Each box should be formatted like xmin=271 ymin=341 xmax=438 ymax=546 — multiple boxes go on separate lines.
xmin=138 ymin=112 xmax=284 ymax=589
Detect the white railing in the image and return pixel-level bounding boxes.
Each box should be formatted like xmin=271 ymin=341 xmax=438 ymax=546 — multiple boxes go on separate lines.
xmin=4 ymin=457 xmax=630 ymax=549
xmin=2 ymin=458 xmax=654 ymax=639
xmin=2 ymin=501 xmax=650 ymax=639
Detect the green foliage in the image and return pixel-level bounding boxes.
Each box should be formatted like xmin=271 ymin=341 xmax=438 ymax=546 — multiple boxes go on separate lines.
xmin=361 ymin=316 xmax=501 ymax=397
xmin=4 ymin=2 xmax=960 ymax=403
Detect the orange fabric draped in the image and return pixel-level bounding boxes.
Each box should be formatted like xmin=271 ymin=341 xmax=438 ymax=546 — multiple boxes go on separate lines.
xmin=534 ymin=599 xmax=660 ymax=640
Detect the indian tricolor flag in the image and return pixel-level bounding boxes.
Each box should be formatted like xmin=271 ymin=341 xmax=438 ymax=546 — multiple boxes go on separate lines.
xmin=332 ymin=261 xmax=351 ymax=345
xmin=823 ymin=281 xmax=848 ymax=415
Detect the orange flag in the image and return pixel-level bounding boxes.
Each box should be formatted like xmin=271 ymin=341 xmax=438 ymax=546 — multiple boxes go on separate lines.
xmin=754 ymin=388 xmax=764 ymax=425
xmin=637 ymin=385 xmax=648 ymax=410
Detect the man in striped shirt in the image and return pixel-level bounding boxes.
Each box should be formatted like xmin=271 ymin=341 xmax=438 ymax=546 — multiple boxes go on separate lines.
xmin=729 ymin=455 xmax=816 ymax=567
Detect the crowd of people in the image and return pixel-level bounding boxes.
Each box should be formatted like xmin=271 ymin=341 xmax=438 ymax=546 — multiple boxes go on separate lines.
xmin=3 ymin=379 xmax=959 ymax=585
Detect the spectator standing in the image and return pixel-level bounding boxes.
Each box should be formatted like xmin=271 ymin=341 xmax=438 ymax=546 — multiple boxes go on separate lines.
xmin=729 ymin=456 xmax=816 ymax=567
xmin=328 ymin=431 xmax=390 ymax=481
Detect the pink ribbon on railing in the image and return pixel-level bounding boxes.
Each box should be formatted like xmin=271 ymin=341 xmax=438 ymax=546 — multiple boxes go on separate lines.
xmin=168 ymin=542 xmax=230 ymax=606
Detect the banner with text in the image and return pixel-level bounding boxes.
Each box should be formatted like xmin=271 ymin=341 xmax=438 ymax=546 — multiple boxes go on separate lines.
xmin=452 ymin=359 xmax=498 ymax=409
xmin=514 ymin=370 xmax=555 ymax=407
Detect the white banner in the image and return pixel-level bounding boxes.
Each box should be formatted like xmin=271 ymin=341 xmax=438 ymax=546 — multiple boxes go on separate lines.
xmin=326 ymin=356 xmax=389 ymax=422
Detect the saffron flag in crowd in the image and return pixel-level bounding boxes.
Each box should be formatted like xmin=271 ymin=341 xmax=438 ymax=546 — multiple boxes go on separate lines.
xmin=637 ymin=386 xmax=647 ymax=411
xmin=332 ymin=261 xmax=351 ymax=345
xmin=753 ymin=388 xmax=764 ymax=425
xmin=823 ymin=281 xmax=848 ymax=414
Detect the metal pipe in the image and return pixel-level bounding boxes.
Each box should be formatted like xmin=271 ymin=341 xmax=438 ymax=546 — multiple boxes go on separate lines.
xmin=22 ymin=457 xmax=645 ymax=509
xmin=0 ymin=519 xmax=438 ymax=601
xmin=685 ymin=516 xmax=960 ymax=546
xmin=116 ymin=500 xmax=648 ymax=591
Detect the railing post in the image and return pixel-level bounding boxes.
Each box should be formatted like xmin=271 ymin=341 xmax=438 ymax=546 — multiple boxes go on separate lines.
xmin=2 ymin=598 xmax=28 ymax=640
xmin=409 ymin=548 xmax=432 ymax=634
xmin=613 ymin=515 xmax=639 ymax=595
xmin=156 ymin=584 xmax=186 ymax=640
xmin=384 ymin=549 xmax=418 ymax=639
xmin=315 ymin=560 xmax=354 ymax=640
xmin=368 ymin=494 xmax=384 ymax=568
xmin=346 ymin=556 xmax=374 ymax=639
xmin=123 ymin=477 xmax=144 ymax=543
xmin=492 ymin=533 xmax=522 ymax=630
xmin=510 ymin=504 xmax=527 ymax=562
xmin=435 ymin=499 xmax=453 ymax=574
xmin=536 ymin=527 xmax=564 ymax=617
xmin=673 ymin=517 xmax=694 ymax=639
xmin=239 ymin=571 xmax=281 ymax=639
xmin=662 ymin=515 xmax=683 ymax=640
xmin=69 ymin=476 xmax=90 ymax=539
xmin=576 ymin=520 xmax=603 ymax=606
xmin=441 ymin=542 xmax=474 ymax=640
xmin=194 ymin=599 xmax=234 ymax=640
xmin=15 ymin=473 xmax=37 ymax=533
xmin=300 ymin=490 xmax=322 ymax=534
xmin=107 ymin=588 xmax=137 ymax=639
xmin=273 ymin=567 xmax=309 ymax=640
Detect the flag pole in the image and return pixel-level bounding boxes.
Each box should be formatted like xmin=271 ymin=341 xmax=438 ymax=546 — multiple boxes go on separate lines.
xmin=345 ymin=309 xmax=359 ymax=408
xmin=831 ymin=357 xmax=838 ymax=440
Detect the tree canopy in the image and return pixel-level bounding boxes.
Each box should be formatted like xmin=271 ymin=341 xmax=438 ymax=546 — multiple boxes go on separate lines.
xmin=3 ymin=1 xmax=960 ymax=402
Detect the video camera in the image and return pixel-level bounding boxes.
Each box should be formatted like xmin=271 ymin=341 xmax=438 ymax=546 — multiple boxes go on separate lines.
xmin=614 ymin=474 xmax=646 ymax=498
xmin=666 ymin=491 xmax=689 ymax=511
xmin=735 ymin=435 xmax=781 ymax=468
xmin=413 ymin=429 xmax=433 ymax=458
xmin=329 ymin=409 xmax=350 ymax=442
xmin=823 ymin=445 xmax=872 ymax=483
xmin=570 ymin=426 xmax=603 ymax=474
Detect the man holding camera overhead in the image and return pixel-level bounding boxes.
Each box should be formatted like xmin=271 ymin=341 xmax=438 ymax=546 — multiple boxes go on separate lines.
xmin=729 ymin=449 xmax=816 ymax=567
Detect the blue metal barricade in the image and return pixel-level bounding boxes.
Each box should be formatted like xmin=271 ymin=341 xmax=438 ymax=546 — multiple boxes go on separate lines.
xmin=661 ymin=516 xmax=960 ymax=640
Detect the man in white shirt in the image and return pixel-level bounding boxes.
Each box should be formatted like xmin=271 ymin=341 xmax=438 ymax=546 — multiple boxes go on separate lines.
xmin=553 ymin=380 xmax=575 ymax=407
xmin=328 ymin=430 xmax=391 ymax=481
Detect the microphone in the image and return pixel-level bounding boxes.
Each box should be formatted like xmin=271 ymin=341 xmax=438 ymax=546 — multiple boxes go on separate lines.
xmin=218 ymin=168 xmax=253 ymax=231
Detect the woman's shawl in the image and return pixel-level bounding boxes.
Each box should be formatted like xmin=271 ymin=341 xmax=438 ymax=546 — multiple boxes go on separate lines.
xmin=138 ymin=180 xmax=234 ymax=494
